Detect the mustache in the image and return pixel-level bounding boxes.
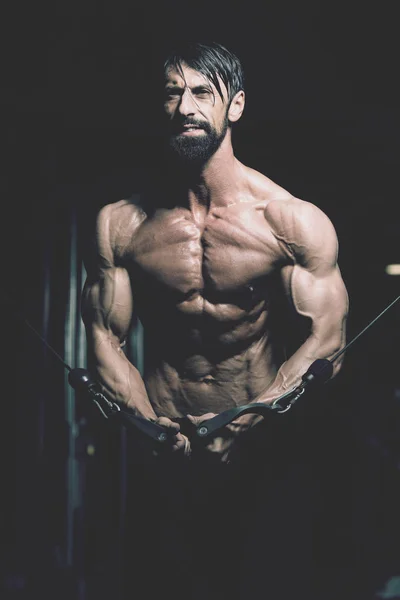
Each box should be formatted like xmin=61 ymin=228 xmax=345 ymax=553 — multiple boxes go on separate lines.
xmin=170 ymin=118 xmax=212 ymax=134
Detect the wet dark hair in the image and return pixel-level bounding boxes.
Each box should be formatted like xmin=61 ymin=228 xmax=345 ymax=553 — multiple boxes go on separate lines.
xmin=163 ymin=41 xmax=245 ymax=103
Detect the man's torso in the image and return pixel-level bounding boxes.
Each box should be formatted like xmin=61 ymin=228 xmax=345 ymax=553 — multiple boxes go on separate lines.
xmin=113 ymin=176 xmax=296 ymax=417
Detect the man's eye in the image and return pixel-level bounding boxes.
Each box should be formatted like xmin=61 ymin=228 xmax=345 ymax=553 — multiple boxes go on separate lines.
xmin=195 ymin=89 xmax=211 ymax=98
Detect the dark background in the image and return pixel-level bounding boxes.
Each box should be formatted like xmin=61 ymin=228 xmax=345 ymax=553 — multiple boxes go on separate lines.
xmin=1 ymin=1 xmax=400 ymax=599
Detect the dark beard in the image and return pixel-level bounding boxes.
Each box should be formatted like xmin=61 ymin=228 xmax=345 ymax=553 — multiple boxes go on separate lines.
xmin=168 ymin=116 xmax=229 ymax=167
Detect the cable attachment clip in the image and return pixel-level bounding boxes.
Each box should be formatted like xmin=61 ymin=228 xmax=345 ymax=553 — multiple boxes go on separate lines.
xmin=271 ymin=386 xmax=305 ymax=413
xmin=68 ymin=368 xmax=120 ymax=419
xmin=271 ymin=358 xmax=334 ymax=413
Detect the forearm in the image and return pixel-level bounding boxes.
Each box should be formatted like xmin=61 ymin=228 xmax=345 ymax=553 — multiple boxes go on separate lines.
xmin=88 ymin=330 xmax=157 ymax=420
xmin=257 ymin=320 xmax=346 ymax=404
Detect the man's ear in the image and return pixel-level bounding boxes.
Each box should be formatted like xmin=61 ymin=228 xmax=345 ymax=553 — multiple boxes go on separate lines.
xmin=228 ymin=90 xmax=245 ymax=123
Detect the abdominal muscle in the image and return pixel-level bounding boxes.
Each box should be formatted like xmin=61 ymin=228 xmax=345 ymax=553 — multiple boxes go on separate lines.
xmin=142 ymin=299 xmax=282 ymax=419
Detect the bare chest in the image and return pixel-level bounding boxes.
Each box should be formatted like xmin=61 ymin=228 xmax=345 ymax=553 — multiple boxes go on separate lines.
xmin=126 ymin=205 xmax=283 ymax=299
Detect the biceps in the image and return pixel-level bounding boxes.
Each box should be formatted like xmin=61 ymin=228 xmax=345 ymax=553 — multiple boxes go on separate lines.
xmin=285 ymin=264 xmax=348 ymax=327
xmin=82 ymin=267 xmax=134 ymax=342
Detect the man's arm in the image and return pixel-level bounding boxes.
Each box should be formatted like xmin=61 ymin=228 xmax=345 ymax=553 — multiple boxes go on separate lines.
xmin=258 ymin=197 xmax=349 ymax=403
xmin=81 ymin=202 xmax=157 ymax=419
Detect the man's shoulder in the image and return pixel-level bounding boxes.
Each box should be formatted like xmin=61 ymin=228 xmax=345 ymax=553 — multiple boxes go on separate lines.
xmin=264 ymin=195 xmax=333 ymax=235
xmin=91 ymin=196 xmax=147 ymax=265
xmin=97 ymin=196 xmax=147 ymax=239
xmin=263 ymin=196 xmax=338 ymax=264
xmin=98 ymin=195 xmax=147 ymax=226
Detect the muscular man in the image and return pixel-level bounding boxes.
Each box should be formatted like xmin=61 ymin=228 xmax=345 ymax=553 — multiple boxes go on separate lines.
xmin=82 ymin=41 xmax=347 ymax=457
xmin=81 ymin=41 xmax=349 ymax=598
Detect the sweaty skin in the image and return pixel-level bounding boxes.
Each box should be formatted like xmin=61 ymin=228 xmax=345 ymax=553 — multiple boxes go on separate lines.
xmin=81 ymin=64 xmax=349 ymax=460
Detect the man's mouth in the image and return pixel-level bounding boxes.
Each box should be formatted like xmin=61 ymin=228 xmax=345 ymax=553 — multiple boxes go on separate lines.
xmin=178 ymin=124 xmax=206 ymax=135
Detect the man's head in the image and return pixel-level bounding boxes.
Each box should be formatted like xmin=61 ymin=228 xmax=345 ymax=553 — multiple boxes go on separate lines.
xmin=162 ymin=41 xmax=245 ymax=166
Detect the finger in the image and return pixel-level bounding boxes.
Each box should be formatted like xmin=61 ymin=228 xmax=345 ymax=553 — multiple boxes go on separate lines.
xmin=156 ymin=417 xmax=181 ymax=432
xmin=186 ymin=413 xmax=216 ymax=426
xmin=171 ymin=434 xmax=191 ymax=456
xmin=171 ymin=433 xmax=186 ymax=448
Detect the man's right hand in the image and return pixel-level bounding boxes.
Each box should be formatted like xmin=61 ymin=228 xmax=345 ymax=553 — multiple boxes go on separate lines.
xmin=153 ymin=417 xmax=191 ymax=457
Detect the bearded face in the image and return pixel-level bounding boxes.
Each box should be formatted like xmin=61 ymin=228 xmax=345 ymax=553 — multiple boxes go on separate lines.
xmin=163 ymin=64 xmax=231 ymax=167
xmin=167 ymin=113 xmax=229 ymax=165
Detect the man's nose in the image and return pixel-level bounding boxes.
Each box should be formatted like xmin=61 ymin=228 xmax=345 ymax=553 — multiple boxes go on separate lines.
xmin=177 ymin=89 xmax=197 ymax=116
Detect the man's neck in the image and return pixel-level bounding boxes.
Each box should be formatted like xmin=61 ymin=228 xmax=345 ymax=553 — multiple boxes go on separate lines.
xmin=169 ymin=136 xmax=243 ymax=212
